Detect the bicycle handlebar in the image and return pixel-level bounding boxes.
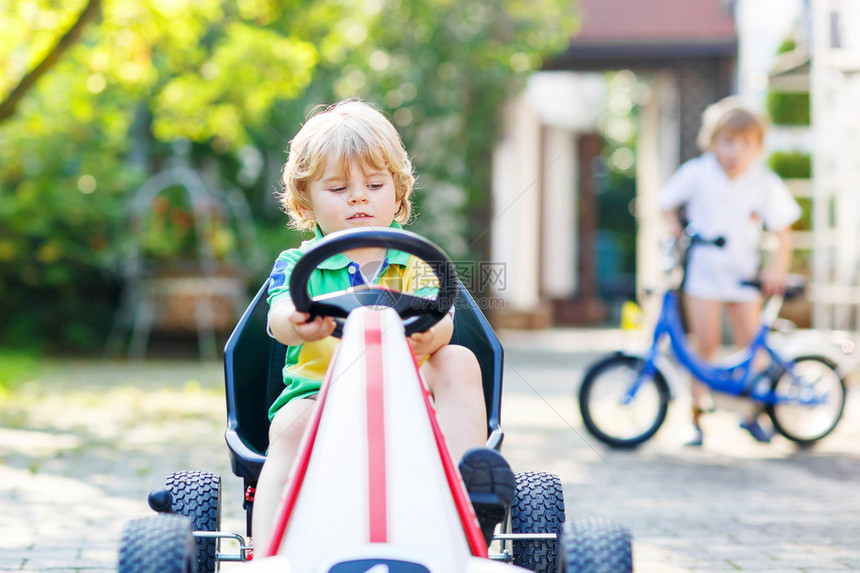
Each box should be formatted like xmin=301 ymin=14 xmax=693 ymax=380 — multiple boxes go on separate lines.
xmin=740 ymin=276 xmax=806 ymax=300
xmin=688 ymin=233 xmax=726 ymax=248
xmin=670 ymin=231 xmax=725 ymax=290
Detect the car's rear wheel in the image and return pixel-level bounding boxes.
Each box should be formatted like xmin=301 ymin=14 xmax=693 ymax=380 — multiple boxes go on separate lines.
xmin=118 ymin=515 xmax=197 ymax=573
xmin=166 ymin=470 xmax=221 ymax=573
xmin=510 ymin=471 xmax=566 ymax=570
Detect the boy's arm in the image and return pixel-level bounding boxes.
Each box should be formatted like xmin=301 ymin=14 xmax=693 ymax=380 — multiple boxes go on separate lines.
xmin=269 ymin=299 xmax=336 ymax=346
xmin=662 ymin=208 xmax=684 ymax=239
xmin=761 ymin=227 xmax=793 ymax=296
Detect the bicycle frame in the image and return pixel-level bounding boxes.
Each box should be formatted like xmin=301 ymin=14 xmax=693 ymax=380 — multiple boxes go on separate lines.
xmin=628 ymin=290 xmax=827 ymax=408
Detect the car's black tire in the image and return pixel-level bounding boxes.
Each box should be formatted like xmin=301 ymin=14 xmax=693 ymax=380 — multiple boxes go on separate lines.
xmin=766 ymin=355 xmax=846 ymax=445
xmin=166 ymin=471 xmax=221 ymax=573
xmin=579 ymin=354 xmax=670 ymax=448
xmin=510 ymin=471 xmax=565 ymax=571
xmin=560 ymin=517 xmax=633 ymax=573
xmin=118 ymin=515 xmax=197 ymax=573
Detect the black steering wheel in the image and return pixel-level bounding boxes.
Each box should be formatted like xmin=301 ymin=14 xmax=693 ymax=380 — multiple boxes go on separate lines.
xmin=289 ymin=228 xmax=459 ymax=338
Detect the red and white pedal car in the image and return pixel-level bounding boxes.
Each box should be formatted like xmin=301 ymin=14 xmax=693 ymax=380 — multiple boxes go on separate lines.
xmin=118 ymin=228 xmax=632 ymax=573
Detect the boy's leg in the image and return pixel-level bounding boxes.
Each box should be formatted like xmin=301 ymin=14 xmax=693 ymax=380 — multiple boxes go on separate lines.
xmin=727 ymin=300 xmax=774 ymax=442
xmin=422 ymin=345 xmax=514 ymax=545
xmin=682 ymin=296 xmax=722 ymax=443
xmin=252 ymin=398 xmax=316 ymax=553
xmin=420 ymin=344 xmax=486 ymax=461
xmin=683 ymin=296 xmax=722 ymax=406
xmin=725 ymin=300 xmax=761 ymax=350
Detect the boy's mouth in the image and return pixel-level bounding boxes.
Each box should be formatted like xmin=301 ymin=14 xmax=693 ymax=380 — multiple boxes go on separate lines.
xmin=348 ymin=212 xmax=371 ymax=220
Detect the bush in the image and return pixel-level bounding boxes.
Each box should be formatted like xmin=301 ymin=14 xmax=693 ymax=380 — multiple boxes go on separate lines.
xmin=0 ymin=350 xmax=39 ymax=394
xmin=766 ymin=91 xmax=810 ymax=126
xmin=768 ymin=151 xmax=811 ymax=178
xmin=792 ymin=196 xmax=813 ymax=232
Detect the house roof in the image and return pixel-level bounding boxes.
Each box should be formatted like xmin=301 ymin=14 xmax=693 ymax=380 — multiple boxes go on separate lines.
xmin=548 ymin=0 xmax=737 ymax=68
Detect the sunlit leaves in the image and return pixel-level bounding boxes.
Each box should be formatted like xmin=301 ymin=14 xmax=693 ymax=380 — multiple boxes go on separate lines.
xmin=0 ymin=0 xmax=92 ymax=92
xmin=0 ymin=0 xmax=578 ymax=348
xmin=152 ymin=22 xmax=316 ymax=146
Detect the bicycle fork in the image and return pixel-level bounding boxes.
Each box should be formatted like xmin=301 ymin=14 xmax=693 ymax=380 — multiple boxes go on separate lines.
xmin=621 ymin=352 xmax=660 ymax=406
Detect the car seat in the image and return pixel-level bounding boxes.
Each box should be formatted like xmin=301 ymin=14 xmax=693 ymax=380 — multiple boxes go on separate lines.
xmin=224 ymin=278 xmax=504 ymax=488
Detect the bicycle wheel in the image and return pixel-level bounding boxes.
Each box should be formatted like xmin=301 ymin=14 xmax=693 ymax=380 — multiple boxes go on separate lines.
xmin=579 ymin=354 xmax=670 ymax=448
xmin=767 ymin=355 xmax=846 ymax=445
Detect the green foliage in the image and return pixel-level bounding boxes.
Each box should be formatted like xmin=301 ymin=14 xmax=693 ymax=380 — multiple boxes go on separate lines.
xmin=777 ymin=37 xmax=797 ymax=55
xmin=766 ymin=152 xmax=811 ymax=233
xmin=768 ymin=150 xmax=811 ymax=179
xmin=0 ymin=349 xmax=39 ymax=394
xmin=301 ymin=0 xmax=576 ymax=256
xmin=766 ymin=91 xmax=810 ymax=126
xmin=0 ymin=0 xmax=577 ymax=351
xmin=792 ymin=196 xmax=812 ymax=232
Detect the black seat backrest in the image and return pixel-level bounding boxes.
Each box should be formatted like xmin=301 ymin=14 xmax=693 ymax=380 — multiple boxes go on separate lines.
xmin=224 ymin=279 xmax=504 ymax=483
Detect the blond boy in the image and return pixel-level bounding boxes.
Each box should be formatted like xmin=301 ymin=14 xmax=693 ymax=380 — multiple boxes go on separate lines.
xmin=255 ymin=100 xmax=515 ymax=550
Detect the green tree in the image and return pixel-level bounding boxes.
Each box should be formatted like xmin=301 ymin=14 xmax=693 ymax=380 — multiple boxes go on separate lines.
xmin=0 ymin=0 xmax=576 ymax=351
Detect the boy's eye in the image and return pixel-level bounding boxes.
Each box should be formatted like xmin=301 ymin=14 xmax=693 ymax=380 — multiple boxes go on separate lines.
xmin=368 ymin=183 xmax=383 ymax=190
xmin=329 ymin=186 xmax=346 ymax=192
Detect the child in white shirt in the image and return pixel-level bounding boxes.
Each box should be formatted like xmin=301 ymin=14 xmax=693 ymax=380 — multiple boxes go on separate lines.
xmin=659 ymin=96 xmax=801 ymax=446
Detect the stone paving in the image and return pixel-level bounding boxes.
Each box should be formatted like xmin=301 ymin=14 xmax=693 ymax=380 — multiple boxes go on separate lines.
xmin=500 ymin=329 xmax=860 ymax=573
xmin=1 ymin=328 xmax=859 ymax=572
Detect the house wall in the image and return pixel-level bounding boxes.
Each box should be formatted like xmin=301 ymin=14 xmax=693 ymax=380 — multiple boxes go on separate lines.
xmin=491 ymin=74 xmax=605 ymax=324
xmin=810 ymin=1 xmax=860 ymax=330
xmin=541 ymin=126 xmax=578 ymax=299
xmin=491 ymin=95 xmax=543 ymax=312
xmin=636 ymin=72 xmax=681 ymax=315
xmin=491 ymin=59 xmax=732 ymax=325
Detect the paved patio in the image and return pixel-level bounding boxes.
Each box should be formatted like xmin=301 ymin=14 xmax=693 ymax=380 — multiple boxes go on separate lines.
xmin=1 ymin=328 xmax=859 ymax=571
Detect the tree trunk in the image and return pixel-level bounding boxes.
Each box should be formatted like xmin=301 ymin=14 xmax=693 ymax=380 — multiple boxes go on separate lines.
xmin=0 ymin=0 xmax=102 ymax=124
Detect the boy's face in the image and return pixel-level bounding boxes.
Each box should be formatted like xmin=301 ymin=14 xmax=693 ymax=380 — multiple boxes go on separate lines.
xmin=302 ymin=157 xmax=401 ymax=235
xmin=710 ymin=127 xmax=762 ymax=180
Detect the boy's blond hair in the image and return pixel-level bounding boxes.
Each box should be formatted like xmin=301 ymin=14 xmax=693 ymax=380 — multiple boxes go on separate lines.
xmin=280 ymin=100 xmax=415 ymax=231
xmin=696 ymin=96 xmax=768 ymax=151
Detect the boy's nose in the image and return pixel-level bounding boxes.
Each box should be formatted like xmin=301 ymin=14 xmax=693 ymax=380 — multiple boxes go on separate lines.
xmin=348 ymin=187 xmax=368 ymax=203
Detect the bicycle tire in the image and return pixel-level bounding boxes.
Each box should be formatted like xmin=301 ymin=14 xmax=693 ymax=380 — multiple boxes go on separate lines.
xmin=766 ymin=355 xmax=846 ymax=445
xmin=579 ymin=354 xmax=670 ymax=448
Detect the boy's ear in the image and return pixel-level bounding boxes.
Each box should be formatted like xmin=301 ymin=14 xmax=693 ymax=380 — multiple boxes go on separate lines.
xmin=300 ymin=205 xmax=315 ymax=222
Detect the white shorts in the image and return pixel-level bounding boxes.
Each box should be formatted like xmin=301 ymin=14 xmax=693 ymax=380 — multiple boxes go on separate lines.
xmin=683 ymin=250 xmax=761 ymax=302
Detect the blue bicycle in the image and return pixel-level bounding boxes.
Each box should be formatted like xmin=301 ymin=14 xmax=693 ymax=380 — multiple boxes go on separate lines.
xmin=578 ymin=233 xmax=847 ymax=448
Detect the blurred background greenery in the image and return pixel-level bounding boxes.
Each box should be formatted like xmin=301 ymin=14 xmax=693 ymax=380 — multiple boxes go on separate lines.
xmin=0 ymin=0 xmax=577 ymax=354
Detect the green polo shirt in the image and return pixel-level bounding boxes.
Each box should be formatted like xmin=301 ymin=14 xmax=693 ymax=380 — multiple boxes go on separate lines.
xmin=266 ymin=222 xmax=439 ymax=419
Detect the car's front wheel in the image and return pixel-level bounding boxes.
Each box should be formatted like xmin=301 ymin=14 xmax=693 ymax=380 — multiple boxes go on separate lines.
xmin=560 ymin=517 xmax=632 ymax=573
xmin=118 ymin=514 xmax=197 ymax=573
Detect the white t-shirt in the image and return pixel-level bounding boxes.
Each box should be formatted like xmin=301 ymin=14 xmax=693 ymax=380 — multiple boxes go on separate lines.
xmin=659 ymin=153 xmax=801 ymax=301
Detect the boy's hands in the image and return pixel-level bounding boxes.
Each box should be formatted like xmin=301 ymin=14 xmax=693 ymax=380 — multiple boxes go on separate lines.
xmin=761 ymin=227 xmax=794 ymax=297
xmin=408 ymin=327 xmax=437 ymax=363
xmin=408 ymin=313 xmax=454 ymax=363
xmin=288 ymin=310 xmax=336 ymax=342
xmin=760 ymin=268 xmax=788 ymax=297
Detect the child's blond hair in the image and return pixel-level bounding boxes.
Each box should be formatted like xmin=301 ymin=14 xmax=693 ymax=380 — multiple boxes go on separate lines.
xmin=696 ymin=96 xmax=768 ymax=151
xmin=280 ymin=100 xmax=415 ymax=231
